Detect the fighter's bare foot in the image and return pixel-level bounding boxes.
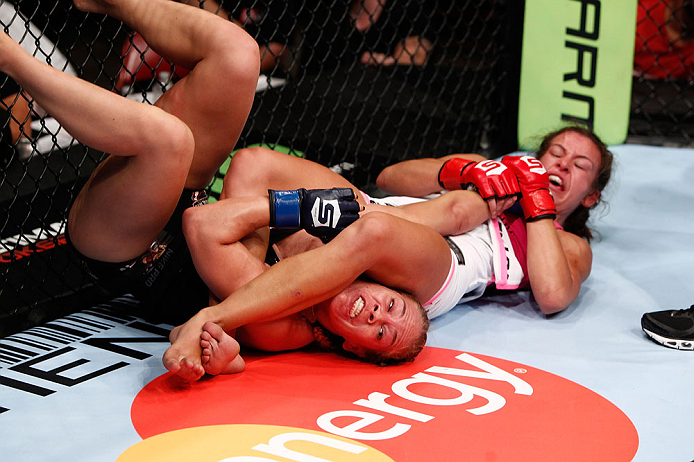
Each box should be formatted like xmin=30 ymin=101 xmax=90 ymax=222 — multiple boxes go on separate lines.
xmin=162 ymin=344 xmax=205 ymax=382
xmin=200 ymin=321 xmax=245 ymax=375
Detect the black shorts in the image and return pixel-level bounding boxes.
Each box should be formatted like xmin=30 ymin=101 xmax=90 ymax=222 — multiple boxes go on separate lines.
xmin=66 ymin=189 xmax=209 ymax=324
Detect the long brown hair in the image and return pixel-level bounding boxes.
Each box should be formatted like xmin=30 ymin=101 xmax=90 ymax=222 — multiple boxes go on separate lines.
xmin=535 ymin=125 xmax=613 ymax=241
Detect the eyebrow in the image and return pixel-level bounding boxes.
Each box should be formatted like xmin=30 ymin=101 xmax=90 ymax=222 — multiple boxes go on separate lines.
xmin=551 ymin=143 xmax=596 ymax=167
xmin=390 ymin=297 xmax=409 ymax=346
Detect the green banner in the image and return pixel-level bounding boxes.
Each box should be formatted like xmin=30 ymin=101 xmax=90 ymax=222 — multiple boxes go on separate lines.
xmin=518 ymin=0 xmax=637 ymax=149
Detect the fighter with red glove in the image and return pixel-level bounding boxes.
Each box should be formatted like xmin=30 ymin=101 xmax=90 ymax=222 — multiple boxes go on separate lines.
xmin=438 ymin=158 xmax=520 ymax=198
xmin=437 ymin=158 xmax=520 ymax=218
xmin=268 ymin=188 xmax=361 ymax=242
xmin=500 ymin=155 xmax=556 ymax=222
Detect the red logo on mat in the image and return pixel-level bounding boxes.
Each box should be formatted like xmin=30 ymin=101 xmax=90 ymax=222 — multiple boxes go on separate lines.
xmin=130 ymin=347 xmax=639 ymax=461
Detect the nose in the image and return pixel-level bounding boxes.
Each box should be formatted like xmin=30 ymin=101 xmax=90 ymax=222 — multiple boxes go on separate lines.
xmin=556 ymin=156 xmax=569 ymax=171
xmin=368 ymin=305 xmax=379 ymax=323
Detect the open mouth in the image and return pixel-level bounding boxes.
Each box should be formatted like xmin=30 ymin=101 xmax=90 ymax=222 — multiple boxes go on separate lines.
xmin=548 ymin=174 xmax=563 ymax=191
xmin=350 ymin=296 xmax=365 ymax=318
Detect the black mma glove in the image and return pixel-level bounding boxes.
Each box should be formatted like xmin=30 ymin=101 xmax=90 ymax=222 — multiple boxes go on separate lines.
xmin=268 ymin=188 xmax=361 ymax=242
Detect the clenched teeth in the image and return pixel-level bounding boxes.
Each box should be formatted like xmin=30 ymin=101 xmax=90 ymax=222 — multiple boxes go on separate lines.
xmin=350 ymin=296 xmax=364 ymax=318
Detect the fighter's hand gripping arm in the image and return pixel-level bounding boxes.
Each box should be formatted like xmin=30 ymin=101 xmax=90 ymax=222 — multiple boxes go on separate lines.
xmin=376 ymin=153 xmax=486 ymax=196
xmin=376 ymin=154 xmax=518 ymax=218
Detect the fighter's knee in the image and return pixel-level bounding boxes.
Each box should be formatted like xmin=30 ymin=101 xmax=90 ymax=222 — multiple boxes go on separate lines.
xmin=215 ymin=23 xmax=260 ymax=83
xmin=168 ymin=119 xmax=195 ymax=169
xmin=181 ymin=203 xmax=209 ymax=242
xmin=230 ymin=146 xmax=266 ymax=170
xmin=224 ymin=146 xmax=273 ymax=190
xmin=143 ymin=106 xmax=195 ymax=169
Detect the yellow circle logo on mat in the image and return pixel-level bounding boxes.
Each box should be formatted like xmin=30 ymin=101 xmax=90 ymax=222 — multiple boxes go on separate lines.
xmin=117 ymin=424 xmax=393 ymax=462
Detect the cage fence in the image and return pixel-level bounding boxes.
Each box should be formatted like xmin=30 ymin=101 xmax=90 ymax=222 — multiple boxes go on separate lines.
xmin=0 ymin=0 xmax=689 ymax=335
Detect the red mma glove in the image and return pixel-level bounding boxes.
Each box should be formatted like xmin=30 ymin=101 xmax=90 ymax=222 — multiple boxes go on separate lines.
xmin=501 ymin=155 xmax=556 ymax=222
xmin=437 ymin=158 xmax=520 ymax=200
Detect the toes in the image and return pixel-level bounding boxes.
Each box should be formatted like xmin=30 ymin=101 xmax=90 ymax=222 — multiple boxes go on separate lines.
xmin=202 ymin=321 xmax=225 ymax=341
xmin=177 ymin=360 xmax=205 ymax=382
xmin=163 ymin=357 xmax=181 ymax=374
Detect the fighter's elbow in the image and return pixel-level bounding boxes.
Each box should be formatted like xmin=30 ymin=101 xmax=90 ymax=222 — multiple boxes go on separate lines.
xmin=538 ymin=300 xmax=568 ymax=316
xmin=532 ymin=289 xmax=573 ymax=315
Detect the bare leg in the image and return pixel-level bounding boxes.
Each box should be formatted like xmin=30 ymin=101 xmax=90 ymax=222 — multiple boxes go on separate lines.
xmin=200 ymin=321 xmax=245 ymax=375
xmin=0 ymin=25 xmax=190 ymax=261
xmin=2 ymin=92 xmax=32 ymax=144
xmin=223 ymin=147 xmax=367 ymax=205
xmin=183 ymin=195 xmax=270 ymax=300
xmin=162 ymin=195 xmax=269 ymax=380
xmin=64 ymin=0 xmax=258 ymax=262
xmin=67 ymin=0 xmax=255 ymax=380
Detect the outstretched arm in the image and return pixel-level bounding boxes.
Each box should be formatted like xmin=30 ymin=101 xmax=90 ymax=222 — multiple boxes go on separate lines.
xmin=376 ymin=153 xmax=486 ymax=196
xmin=363 ymin=190 xmax=491 ymax=236
xmin=376 ymin=154 xmax=518 ymax=219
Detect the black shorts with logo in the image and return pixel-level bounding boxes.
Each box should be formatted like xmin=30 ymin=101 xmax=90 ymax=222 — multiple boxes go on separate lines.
xmin=65 ymin=189 xmax=209 ymax=325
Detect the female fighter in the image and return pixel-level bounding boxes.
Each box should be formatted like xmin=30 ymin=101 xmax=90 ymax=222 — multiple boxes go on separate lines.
xmin=164 ymin=125 xmax=613 ymax=381
xmin=0 ymin=0 xmax=432 ymax=375
xmin=0 ymin=0 xmax=260 ymax=342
